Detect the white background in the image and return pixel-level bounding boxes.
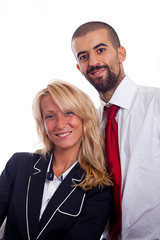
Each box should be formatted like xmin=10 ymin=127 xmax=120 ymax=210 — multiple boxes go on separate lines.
xmin=0 ymin=0 xmax=160 ymax=172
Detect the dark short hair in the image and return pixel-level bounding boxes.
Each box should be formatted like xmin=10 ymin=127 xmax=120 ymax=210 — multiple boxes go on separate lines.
xmin=72 ymin=21 xmax=121 ymax=49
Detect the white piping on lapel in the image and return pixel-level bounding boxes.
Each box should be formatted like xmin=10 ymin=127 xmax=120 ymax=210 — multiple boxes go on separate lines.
xmin=33 ymin=155 xmax=45 ymax=175
xmin=58 ymin=193 xmax=86 ymax=217
xmin=26 ymin=176 xmax=31 ymax=240
xmin=72 ymin=172 xmax=85 ymax=184
xmin=36 ymin=187 xmax=85 ymax=239
xmin=26 ymin=155 xmax=48 ymax=240
xmin=36 ymin=174 xmax=85 ymax=240
xmin=58 ymin=173 xmax=86 ymax=217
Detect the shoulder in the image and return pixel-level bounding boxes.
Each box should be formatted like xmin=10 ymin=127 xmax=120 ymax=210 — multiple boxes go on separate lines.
xmin=124 ymin=76 xmax=160 ymax=102
xmin=1 ymin=152 xmax=48 ymax=184
xmin=137 ymin=85 xmax=160 ymax=97
xmin=3 ymin=152 xmax=44 ymax=176
xmin=86 ymin=184 xmax=112 ymax=200
xmin=8 ymin=152 xmax=42 ymax=166
xmin=75 ymin=163 xmax=112 ymax=198
xmin=137 ymin=85 xmax=160 ymax=112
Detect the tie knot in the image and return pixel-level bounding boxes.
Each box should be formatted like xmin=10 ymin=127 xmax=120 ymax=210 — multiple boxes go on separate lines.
xmin=105 ymin=105 xmax=119 ymax=120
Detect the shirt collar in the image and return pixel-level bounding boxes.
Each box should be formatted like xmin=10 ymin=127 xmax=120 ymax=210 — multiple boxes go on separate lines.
xmin=99 ymin=76 xmax=137 ymax=120
xmin=46 ymin=153 xmax=78 ymax=181
xmin=100 ymin=76 xmax=137 ymax=108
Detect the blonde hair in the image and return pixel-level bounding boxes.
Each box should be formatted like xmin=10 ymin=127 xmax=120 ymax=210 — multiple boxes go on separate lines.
xmin=32 ymin=80 xmax=112 ymax=189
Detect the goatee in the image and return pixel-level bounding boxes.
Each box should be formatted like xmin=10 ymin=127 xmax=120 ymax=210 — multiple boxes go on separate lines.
xmin=86 ymin=65 xmax=120 ymax=93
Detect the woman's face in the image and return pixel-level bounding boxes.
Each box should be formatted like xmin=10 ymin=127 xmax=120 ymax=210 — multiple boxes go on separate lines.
xmin=41 ymin=95 xmax=83 ymax=153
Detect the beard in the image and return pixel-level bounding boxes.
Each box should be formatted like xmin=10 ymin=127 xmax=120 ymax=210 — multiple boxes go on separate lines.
xmin=86 ymin=65 xmax=121 ymax=93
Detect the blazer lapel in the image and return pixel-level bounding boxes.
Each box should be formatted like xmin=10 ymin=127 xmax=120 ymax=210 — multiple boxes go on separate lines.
xmin=26 ymin=154 xmax=50 ymax=240
xmin=37 ymin=162 xmax=84 ymax=239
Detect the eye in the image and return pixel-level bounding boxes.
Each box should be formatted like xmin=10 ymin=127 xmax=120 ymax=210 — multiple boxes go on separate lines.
xmin=79 ymin=54 xmax=88 ymax=62
xmin=65 ymin=111 xmax=74 ymax=116
xmin=97 ymin=48 xmax=105 ymax=53
xmin=45 ymin=114 xmax=55 ymax=119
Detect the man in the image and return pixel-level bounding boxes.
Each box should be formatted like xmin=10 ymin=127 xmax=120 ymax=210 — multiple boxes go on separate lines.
xmin=71 ymin=21 xmax=160 ymax=240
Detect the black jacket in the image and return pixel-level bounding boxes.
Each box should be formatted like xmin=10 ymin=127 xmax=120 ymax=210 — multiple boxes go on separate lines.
xmin=0 ymin=152 xmax=112 ymax=240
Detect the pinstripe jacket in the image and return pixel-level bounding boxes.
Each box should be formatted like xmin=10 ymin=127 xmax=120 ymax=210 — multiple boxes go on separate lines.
xmin=0 ymin=152 xmax=112 ymax=240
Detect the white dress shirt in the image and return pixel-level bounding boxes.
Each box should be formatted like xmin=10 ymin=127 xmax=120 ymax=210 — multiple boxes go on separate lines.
xmin=100 ymin=76 xmax=160 ymax=240
xmin=39 ymin=155 xmax=78 ymax=219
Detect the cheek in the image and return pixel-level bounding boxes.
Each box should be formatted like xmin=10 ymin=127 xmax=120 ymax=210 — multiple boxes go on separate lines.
xmin=70 ymin=115 xmax=80 ymax=124
xmin=69 ymin=117 xmax=82 ymax=130
xmin=44 ymin=122 xmax=49 ymax=135
xmin=78 ymin=63 xmax=87 ymax=74
xmin=109 ymin=56 xmax=119 ymax=71
xmin=74 ymin=120 xmax=83 ymax=136
xmin=44 ymin=121 xmax=54 ymax=135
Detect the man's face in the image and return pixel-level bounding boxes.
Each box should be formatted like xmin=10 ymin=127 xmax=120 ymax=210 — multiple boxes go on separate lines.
xmin=72 ymin=28 xmax=124 ymax=93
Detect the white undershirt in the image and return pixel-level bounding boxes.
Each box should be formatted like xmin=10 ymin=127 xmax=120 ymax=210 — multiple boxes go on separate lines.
xmin=39 ymin=156 xmax=78 ymax=219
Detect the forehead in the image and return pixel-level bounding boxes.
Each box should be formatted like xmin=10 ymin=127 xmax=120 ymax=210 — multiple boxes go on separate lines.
xmin=41 ymin=95 xmax=57 ymax=109
xmin=41 ymin=94 xmax=71 ymax=113
xmin=72 ymin=28 xmax=111 ymax=54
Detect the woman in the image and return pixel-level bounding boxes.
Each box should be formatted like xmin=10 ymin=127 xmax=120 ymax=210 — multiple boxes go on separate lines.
xmin=0 ymin=80 xmax=112 ymax=240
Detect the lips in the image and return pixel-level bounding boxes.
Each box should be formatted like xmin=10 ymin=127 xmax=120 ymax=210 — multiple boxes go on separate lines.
xmin=91 ymin=68 xmax=105 ymax=76
xmin=87 ymin=66 xmax=106 ymax=77
xmin=55 ymin=131 xmax=72 ymax=138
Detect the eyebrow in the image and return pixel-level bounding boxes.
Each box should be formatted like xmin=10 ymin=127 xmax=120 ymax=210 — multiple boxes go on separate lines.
xmin=77 ymin=43 xmax=108 ymax=59
xmin=93 ymin=43 xmax=108 ymax=49
xmin=77 ymin=51 xmax=87 ymax=59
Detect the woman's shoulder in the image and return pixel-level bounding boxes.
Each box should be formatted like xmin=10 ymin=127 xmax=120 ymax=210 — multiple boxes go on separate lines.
xmin=9 ymin=152 xmax=42 ymax=163
xmin=5 ymin=152 xmax=45 ymax=172
xmin=86 ymin=184 xmax=112 ymax=200
xmin=2 ymin=152 xmax=49 ymax=180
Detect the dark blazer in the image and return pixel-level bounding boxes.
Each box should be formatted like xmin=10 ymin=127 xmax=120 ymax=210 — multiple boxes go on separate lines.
xmin=0 ymin=152 xmax=112 ymax=240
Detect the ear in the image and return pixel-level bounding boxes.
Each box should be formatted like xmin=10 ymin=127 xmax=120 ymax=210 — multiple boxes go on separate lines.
xmin=118 ymin=46 xmax=126 ymax=64
xmin=76 ymin=64 xmax=81 ymax=71
xmin=76 ymin=64 xmax=84 ymax=76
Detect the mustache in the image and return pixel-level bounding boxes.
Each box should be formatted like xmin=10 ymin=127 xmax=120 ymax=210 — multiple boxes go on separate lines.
xmin=87 ymin=65 xmax=108 ymax=74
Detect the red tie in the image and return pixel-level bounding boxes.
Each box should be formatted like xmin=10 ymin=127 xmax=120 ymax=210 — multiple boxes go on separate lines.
xmin=105 ymin=105 xmax=122 ymax=240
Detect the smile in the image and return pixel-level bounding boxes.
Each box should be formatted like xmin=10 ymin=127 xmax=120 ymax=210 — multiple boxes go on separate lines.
xmin=87 ymin=66 xmax=106 ymax=77
xmin=56 ymin=131 xmax=72 ymax=138
xmin=91 ymin=69 xmax=105 ymax=76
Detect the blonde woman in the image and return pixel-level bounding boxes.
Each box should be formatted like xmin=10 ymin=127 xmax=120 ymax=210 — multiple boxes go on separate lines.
xmin=0 ymin=80 xmax=112 ymax=240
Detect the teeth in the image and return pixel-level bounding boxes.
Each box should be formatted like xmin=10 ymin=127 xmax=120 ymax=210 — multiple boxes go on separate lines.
xmin=57 ymin=132 xmax=71 ymax=137
xmin=94 ymin=71 xmax=101 ymax=74
xmin=92 ymin=70 xmax=103 ymax=75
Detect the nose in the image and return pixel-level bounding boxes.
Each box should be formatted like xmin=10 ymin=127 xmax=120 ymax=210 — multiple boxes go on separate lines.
xmin=89 ymin=52 xmax=99 ymax=67
xmin=56 ymin=115 xmax=66 ymax=129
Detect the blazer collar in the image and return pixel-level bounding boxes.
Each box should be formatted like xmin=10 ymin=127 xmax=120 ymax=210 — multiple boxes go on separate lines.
xmin=37 ymin=162 xmax=84 ymax=239
xmin=26 ymin=153 xmax=50 ymax=240
xmin=26 ymin=156 xmax=84 ymax=240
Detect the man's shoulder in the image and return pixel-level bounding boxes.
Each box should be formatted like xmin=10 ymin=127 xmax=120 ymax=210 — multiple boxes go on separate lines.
xmin=137 ymin=85 xmax=160 ymax=102
xmin=138 ymin=84 xmax=160 ymax=93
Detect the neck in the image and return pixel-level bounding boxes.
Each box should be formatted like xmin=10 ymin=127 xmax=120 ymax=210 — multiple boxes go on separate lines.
xmin=99 ymin=89 xmax=115 ymax=103
xmin=53 ymin=146 xmax=79 ymax=177
xmin=99 ymin=73 xmax=125 ymax=103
